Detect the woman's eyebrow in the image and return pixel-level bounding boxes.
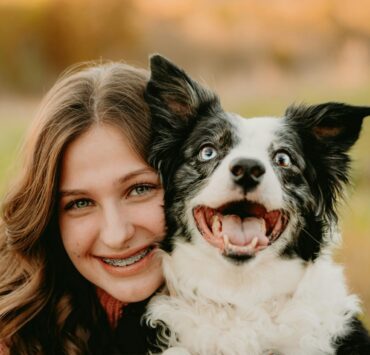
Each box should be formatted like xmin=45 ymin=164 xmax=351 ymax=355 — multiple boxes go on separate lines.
xmin=59 ymin=189 xmax=88 ymax=198
xmin=116 ymin=168 xmax=157 ymax=185
xmin=59 ymin=168 xmax=157 ymax=197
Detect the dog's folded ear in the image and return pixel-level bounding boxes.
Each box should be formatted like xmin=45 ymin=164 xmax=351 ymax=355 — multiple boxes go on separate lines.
xmin=286 ymin=102 xmax=370 ymax=149
xmin=146 ymin=54 xmax=219 ymax=122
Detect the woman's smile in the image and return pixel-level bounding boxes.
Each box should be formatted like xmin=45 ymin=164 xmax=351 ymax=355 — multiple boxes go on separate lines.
xmin=96 ymin=244 xmax=159 ymax=276
xmin=100 ymin=245 xmax=154 ymax=267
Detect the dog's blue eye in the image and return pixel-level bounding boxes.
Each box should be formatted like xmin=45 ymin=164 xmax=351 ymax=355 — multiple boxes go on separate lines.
xmin=200 ymin=145 xmax=218 ymax=161
xmin=274 ymin=152 xmax=291 ymax=168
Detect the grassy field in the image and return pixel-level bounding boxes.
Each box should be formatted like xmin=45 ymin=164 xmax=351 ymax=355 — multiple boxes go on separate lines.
xmin=0 ymin=95 xmax=369 ymax=327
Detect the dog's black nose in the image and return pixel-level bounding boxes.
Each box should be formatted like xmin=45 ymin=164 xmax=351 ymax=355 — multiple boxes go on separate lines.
xmin=230 ymin=158 xmax=265 ymax=190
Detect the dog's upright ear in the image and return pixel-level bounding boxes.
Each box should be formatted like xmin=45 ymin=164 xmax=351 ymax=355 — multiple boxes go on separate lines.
xmin=285 ymin=102 xmax=370 ymax=221
xmin=285 ymin=102 xmax=370 ymax=150
xmin=145 ymin=54 xmax=221 ymax=186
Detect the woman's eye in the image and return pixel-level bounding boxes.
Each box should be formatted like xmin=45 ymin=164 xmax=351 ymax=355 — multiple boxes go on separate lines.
xmin=199 ymin=145 xmax=218 ymax=161
xmin=129 ymin=184 xmax=155 ymax=197
xmin=65 ymin=199 xmax=93 ymax=210
xmin=274 ymin=151 xmax=292 ymax=168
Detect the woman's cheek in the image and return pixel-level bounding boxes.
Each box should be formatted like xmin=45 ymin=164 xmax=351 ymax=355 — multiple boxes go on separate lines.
xmin=60 ymin=215 xmax=97 ymax=258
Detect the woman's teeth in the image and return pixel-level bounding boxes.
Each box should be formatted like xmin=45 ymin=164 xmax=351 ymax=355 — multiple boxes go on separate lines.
xmin=102 ymin=247 xmax=152 ymax=267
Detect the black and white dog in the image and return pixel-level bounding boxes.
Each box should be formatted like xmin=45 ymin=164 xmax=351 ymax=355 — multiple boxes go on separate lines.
xmin=144 ymin=55 xmax=370 ymax=355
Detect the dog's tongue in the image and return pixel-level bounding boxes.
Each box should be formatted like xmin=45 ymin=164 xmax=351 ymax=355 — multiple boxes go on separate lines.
xmin=214 ymin=215 xmax=269 ymax=247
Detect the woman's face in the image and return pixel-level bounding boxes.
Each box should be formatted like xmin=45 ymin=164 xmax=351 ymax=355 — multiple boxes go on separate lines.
xmin=59 ymin=124 xmax=165 ymax=303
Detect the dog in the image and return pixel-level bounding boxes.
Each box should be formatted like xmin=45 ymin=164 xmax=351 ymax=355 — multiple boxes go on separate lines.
xmin=143 ymin=55 xmax=370 ymax=355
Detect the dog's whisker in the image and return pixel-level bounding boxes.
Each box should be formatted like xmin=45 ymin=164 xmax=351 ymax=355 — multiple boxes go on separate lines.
xmin=300 ymin=226 xmax=323 ymax=245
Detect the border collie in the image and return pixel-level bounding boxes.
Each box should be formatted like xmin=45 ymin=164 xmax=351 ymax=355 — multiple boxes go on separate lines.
xmin=144 ymin=55 xmax=370 ymax=355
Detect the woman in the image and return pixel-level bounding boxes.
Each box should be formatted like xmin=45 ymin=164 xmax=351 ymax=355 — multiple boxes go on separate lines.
xmin=0 ymin=61 xmax=165 ymax=354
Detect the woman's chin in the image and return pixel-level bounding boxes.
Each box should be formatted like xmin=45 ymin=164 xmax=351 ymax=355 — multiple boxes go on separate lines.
xmin=104 ymin=267 xmax=164 ymax=303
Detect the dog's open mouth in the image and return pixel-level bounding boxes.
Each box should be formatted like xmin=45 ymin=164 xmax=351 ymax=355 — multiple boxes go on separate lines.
xmin=193 ymin=201 xmax=288 ymax=257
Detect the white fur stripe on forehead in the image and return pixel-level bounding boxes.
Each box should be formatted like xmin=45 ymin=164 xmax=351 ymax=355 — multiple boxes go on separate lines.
xmin=189 ymin=115 xmax=284 ymax=212
xmin=230 ymin=115 xmax=281 ymax=154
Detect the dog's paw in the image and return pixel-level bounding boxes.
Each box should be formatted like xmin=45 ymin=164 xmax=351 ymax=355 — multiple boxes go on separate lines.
xmin=161 ymin=347 xmax=191 ymax=355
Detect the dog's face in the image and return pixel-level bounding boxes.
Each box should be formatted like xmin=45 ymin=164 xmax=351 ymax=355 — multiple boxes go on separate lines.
xmin=186 ymin=116 xmax=289 ymax=260
xmin=145 ymin=55 xmax=370 ymax=263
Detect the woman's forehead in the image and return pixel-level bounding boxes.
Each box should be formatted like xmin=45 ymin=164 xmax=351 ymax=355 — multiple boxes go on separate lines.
xmin=59 ymin=124 xmax=151 ymax=189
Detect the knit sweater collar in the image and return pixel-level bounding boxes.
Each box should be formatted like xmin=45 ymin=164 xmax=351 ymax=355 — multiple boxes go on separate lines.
xmin=96 ymin=287 xmax=127 ymax=328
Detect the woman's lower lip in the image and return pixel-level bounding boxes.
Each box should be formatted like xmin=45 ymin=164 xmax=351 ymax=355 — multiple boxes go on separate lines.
xmin=96 ymin=247 xmax=157 ymax=277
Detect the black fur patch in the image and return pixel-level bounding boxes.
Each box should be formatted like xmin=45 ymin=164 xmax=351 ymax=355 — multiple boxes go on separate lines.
xmin=145 ymin=55 xmax=238 ymax=252
xmin=334 ymin=317 xmax=370 ymax=354
xmin=279 ymin=103 xmax=370 ymax=260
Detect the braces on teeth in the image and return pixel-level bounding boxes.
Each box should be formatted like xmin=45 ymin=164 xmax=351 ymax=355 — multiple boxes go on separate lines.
xmin=102 ymin=247 xmax=151 ymax=267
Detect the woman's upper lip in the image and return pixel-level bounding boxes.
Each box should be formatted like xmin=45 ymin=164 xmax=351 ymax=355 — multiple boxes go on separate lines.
xmin=95 ymin=244 xmax=155 ymax=260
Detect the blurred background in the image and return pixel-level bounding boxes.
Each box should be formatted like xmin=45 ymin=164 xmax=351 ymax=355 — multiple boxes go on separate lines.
xmin=0 ymin=0 xmax=369 ymax=325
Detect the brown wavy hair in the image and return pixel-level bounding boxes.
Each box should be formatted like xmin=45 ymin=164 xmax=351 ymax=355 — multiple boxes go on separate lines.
xmin=0 ymin=61 xmax=151 ymax=354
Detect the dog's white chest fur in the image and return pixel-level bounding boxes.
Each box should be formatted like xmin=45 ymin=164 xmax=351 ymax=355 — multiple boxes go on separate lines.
xmin=146 ymin=244 xmax=359 ymax=355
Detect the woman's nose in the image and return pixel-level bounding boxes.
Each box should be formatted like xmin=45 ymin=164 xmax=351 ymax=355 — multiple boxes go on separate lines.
xmin=100 ymin=204 xmax=135 ymax=249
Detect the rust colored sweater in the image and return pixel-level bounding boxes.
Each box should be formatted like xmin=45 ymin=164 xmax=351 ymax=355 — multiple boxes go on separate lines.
xmin=96 ymin=287 xmax=126 ymax=328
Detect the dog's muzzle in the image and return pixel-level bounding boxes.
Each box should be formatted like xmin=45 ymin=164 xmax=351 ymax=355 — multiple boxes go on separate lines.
xmin=193 ymin=200 xmax=288 ymax=258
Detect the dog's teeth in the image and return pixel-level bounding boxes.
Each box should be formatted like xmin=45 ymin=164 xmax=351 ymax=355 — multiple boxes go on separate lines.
xmin=212 ymin=215 xmax=221 ymax=234
xmin=250 ymin=237 xmax=258 ymax=248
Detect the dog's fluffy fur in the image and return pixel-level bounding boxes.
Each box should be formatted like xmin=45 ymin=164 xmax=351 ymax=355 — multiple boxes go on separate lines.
xmin=144 ymin=55 xmax=370 ymax=355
